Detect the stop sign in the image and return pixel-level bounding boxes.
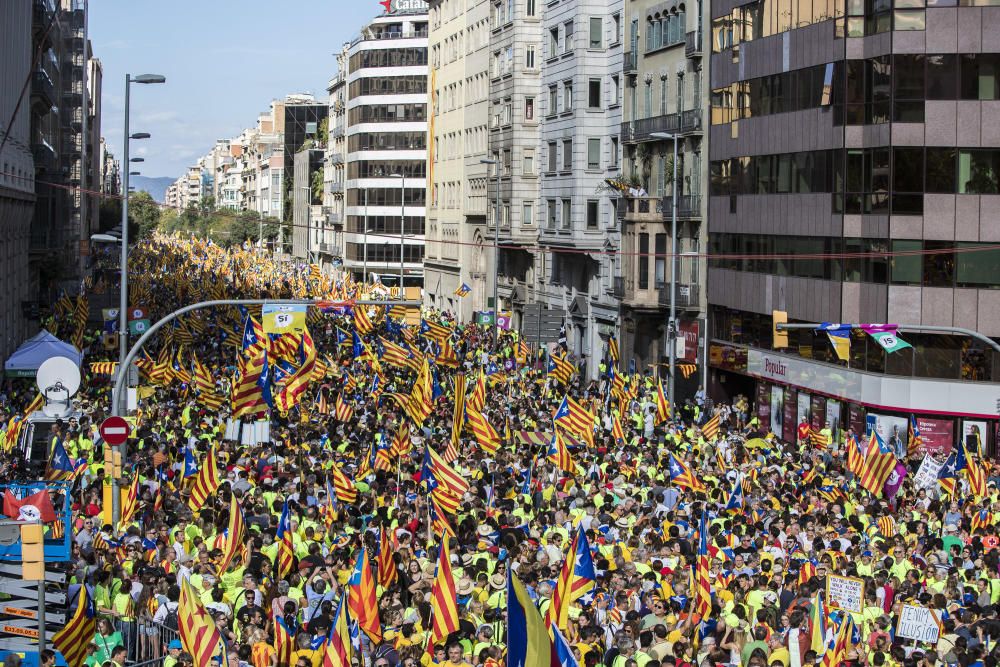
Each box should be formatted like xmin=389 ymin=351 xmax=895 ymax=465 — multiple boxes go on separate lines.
xmin=100 ymin=416 xmax=131 ymax=446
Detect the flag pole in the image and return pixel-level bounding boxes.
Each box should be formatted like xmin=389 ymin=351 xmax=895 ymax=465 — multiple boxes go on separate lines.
xmin=395 ymin=453 xmax=402 ymax=509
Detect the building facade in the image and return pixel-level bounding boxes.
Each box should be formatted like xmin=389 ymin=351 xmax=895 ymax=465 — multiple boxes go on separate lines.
xmin=320 ymin=59 xmax=348 ymax=270
xmin=338 ymin=7 xmax=430 ymax=288
xmin=706 ymin=1 xmax=1000 ymax=433
xmin=618 ymin=0 xmax=708 ymax=387
xmin=535 ymin=0 xmax=625 ymax=376
xmin=0 ymin=0 xmax=37 ymax=362
xmin=489 ymin=0 xmax=545 ymax=325
xmin=423 ymin=0 xmax=491 ymax=321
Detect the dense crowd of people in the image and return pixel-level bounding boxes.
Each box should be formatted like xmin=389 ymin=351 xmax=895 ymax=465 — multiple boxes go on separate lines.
xmin=2 ymin=233 xmax=999 ymax=667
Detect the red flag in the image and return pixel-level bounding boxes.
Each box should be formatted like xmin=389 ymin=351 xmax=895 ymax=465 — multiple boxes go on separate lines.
xmin=3 ymin=489 xmax=57 ymax=523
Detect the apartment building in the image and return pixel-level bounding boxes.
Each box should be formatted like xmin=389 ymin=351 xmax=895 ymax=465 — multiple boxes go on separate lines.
xmin=423 ymin=0 xmax=491 ymax=320
xmin=337 ymin=7 xmax=430 ymax=288
xmin=488 ymin=0 xmax=545 ymax=321
xmin=320 ymin=55 xmax=348 ymax=270
xmin=619 ymin=0 xmax=708 ymax=386
xmin=706 ymin=0 xmax=1000 ymax=432
xmin=99 ymin=138 xmax=120 ymax=196
xmin=535 ymin=0 xmax=624 ymax=376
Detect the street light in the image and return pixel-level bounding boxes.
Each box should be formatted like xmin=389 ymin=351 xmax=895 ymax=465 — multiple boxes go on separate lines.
xmin=90 ymin=234 xmax=121 ymax=243
xmin=114 ymin=72 xmax=165 ymax=527
xmin=650 ymin=131 xmax=679 ymax=417
xmin=389 ymin=174 xmax=404 ymax=295
xmin=129 ymin=158 xmax=144 ymax=163
xmin=480 ymin=158 xmax=500 ymax=343
xmin=129 ymin=171 xmax=140 ymax=176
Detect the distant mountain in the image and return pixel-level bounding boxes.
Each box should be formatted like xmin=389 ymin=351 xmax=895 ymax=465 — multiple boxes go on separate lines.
xmin=130 ymin=176 xmax=174 ymax=203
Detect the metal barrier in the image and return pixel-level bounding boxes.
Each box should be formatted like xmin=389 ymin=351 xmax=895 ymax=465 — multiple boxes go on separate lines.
xmin=123 ymin=617 xmax=179 ymax=666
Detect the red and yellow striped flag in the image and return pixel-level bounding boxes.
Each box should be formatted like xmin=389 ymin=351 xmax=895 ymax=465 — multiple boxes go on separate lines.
xmin=188 ymin=447 xmax=221 ymax=510
xmin=216 ymin=495 xmax=245 ymax=576
xmin=53 ymin=583 xmax=97 ymax=667
xmin=466 ymin=408 xmax=500 ymax=455
xmin=330 ymin=463 xmax=358 ymax=504
xmin=426 ymin=540 xmax=460 ymax=655
xmin=178 ymin=578 xmax=227 ymax=666
xmin=451 ymin=373 xmax=466 ymax=451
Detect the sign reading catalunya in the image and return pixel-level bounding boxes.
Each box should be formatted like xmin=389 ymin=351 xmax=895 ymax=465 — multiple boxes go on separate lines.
xmin=380 ymin=0 xmax=429 ymax=12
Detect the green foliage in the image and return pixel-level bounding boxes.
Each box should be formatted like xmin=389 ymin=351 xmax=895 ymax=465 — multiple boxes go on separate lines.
xmin=156 ymin=199 xmax=279 ymax=247
xmin=311 ymin=169 xmax=324 ymax=203
xmin=129 ymin=191 xmax=162 ymax=239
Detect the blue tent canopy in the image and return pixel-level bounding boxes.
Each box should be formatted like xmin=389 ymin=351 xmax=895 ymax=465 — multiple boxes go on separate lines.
xmin=3 ymin=330 xmax=82 ymax=377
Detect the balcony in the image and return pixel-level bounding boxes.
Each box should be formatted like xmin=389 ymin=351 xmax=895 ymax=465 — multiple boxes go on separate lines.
xmin=67 ymin=107 xmax=83 ymax=129
xmin=621 ymin=196 xmax=663 ymax=222
xmin=32 ymin=0 xmax=53 ymax=36
xmin=329 ymin=152 xmax=344 ymax=165
xmin=332 ymin=123 xmax=345 ymax=138
xmin=662 ymin=194 xmax=702 ymax=220
xmin=327 ymin=212 xmax=342 ymax=226
xmin=657 ymin=282 xmax=700 ymax=309
xmin=31 ymin=70 xmax=55 ymax=112
xmin=319 ymin=243 xmax=341 ymax=256
xmin=685 ymin=31 xmax=703 ymax=57
xmin=624 ymin=51 xmax=637 ymax=73
xmin=351 ymin=30 xmax=428 ymax=47
xmin=621 ymin=110 xmax=702 ymax=143
xmin=328 ymin=181 xmax=344 ymax=194
xmin=63 ymin=80 xmax=83 ymax=106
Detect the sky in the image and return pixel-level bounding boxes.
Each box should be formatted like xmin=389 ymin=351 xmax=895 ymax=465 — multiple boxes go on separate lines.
xmin=89 ymin=1 xmax=380 ymax=181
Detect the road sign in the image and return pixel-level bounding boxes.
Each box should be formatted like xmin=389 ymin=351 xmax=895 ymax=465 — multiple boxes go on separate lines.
xmin=99 ymin=416 xmax=130 ymax=446
xmin=128 ymin=307 xmax=147 ymax=321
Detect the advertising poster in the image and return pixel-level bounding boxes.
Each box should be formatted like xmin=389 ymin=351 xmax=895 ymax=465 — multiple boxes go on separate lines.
xmin=783 ymin=388 xmax=798 ymax=442
xmin=756 ymin=383 xmax=771 ymax=427
xmin=826 ymin=399 xmax=842 ymax=441
xmin=963 ymin=420 xmax=988 ymax=456
xmin=797 ymin=392 xmax=811 ymax=432
xmin=913 ymin=418 xmax=954 ymax=456
xmin=771 ymin=386 xmax=784 ymax=440
xmin=679 ymin=321 xmax=700 ymax=363
xmin=848 ymin=404 xmax=866 ymax=438
xmin=810 ymin=394 xmax=826 ymax=431
xmin=869 ymin=413 xmax=908 ymax=455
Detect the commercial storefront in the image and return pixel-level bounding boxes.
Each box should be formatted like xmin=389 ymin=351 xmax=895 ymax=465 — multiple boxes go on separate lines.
xmin=709 ymin=343 xmax=1000 ymax=457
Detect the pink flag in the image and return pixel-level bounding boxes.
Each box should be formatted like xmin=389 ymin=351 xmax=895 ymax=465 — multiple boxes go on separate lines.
xmin=883 ymin=462 xmax=908 ymax=498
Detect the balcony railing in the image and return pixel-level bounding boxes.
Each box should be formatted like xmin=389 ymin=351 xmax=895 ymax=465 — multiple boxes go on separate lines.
xmin=662 ymin=194 xmax=702 ymax=219
xmin=332 ymin=124 xmax=345 ymax=138
xmin=327 ymin=213 xmax=342 ymax=226
xmin=32 ymin=141 xmax=56 ymax=172
xmin=621 ymin=110 xmax=702 ymax=143
xmin=658 ymin=282 xmax=700 ymax=309
xmin=328 ymin=181 xmax=344 ymax=193
xmin=351 ymin=29 xmax=428 ymax=47
xmin=621 ymin=196 xmax=664 ymax=220
xmin=329 ymin=152 xmax=344 ymax=165
xmin=685 ymin=31 xmax=703 ymax=56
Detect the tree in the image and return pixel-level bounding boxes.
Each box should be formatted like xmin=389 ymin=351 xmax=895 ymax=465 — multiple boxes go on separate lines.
xmin=129 ymin=191 xmax=161 ymax=239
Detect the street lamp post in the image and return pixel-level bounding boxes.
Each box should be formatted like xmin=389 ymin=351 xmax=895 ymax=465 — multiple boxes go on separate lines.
xmin=363 ymin=189 xmax=369 ymax=285
xmin=480 ymin=158 xmax=500 ymax=343
xmin=113 ymin=72 xmax=164 ymax=527
xmin=650 ymin=131 xmax=679 ymax=416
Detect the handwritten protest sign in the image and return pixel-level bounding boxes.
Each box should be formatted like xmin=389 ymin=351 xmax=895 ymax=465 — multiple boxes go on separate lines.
xmin=896 ymin=604 xmax=941 ymax=643
xmin=826 ymin=574 xmax=864 ymax=614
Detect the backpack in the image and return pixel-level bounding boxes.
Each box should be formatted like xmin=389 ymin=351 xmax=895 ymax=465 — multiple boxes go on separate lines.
xmin=162 ymin=603 xmax=179 ymax=632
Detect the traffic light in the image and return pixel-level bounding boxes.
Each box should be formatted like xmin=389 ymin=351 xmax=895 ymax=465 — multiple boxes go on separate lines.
xmin=773 ymin=310 xmax=788 ymax=348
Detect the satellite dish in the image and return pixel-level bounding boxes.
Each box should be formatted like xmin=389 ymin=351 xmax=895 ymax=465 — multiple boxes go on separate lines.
xmin=36 ymin=357 xmax=82 ymax=418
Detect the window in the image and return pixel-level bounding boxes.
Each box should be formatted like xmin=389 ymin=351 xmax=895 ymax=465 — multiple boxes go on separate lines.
xmin=523 ymin=149 xmax=534 ymax=175
xmin=638 ymin=233 xmax=649 ymax=289
xmin=526 ymin=45 xmax=536 ymax=70
xmin=611 ymin=75 xmax=620 ymax=106
xmin=523 ymin=201 xmax=534 ymax=226
xmin=547 ymin=199 xmax=557 ymax=228
xmin=644 ymin=81 xmax=652 ymax=117
xmin=502 ymin=99 xmax=512 ymax=125
xmin=561 ymin=198 xmax=571 ymax=228
xmin=548 ymin=85 xmax=558 ymax=116
xmin=654 ymin=234 xmax=668 ymax=287
xmin=492 ymin=51 xmax=501 ymax=78
xmin=549 ymin=27 xmax=559 ymax=57
xmin=612 ymin=13 xmax=622 ymax=44
xmin=587 ymin=138 xmax=601 ymax=169
xmin=563 ymin=139 xmax=573 ymax=170
xmin=564 ymin=21 xmax=574 ymax=53
xmin=502 ymin=149 xmax=512 ymax=175
xmin=586 ymin=79 xmax=602 ymax=109
xmin=590 ymin=18 xmax=603 ymax=48
xmin=660 ymin=77 xmax=668 ymax=115
xmin=525 ymin=96 xmax=534 ymax=120
xmin=526 ymin=0 xmax=536 ymax=16
xmin=547 ymin=142 xmax=557 ymax=172
xmin=958 ymin=150 xmax=1000 ymax=194
xmin=610 ymin=137 xmax=619 ymax=167
xmin=563 ymin=81 xmax=573 ymax=111
xmin=586 ymin=200 xmax=599 ymax=228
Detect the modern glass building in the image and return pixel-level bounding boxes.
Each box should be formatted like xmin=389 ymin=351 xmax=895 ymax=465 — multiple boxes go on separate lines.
xmin=706 ymin=0 xmax=1000 ymax=444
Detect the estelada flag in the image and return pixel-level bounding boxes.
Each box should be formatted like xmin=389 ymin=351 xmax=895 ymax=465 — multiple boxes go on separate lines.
xmin=3 ymin=489 xmax=57 ymax=523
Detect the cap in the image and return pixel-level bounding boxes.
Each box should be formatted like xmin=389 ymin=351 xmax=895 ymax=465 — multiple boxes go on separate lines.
xmin=168 ymin=640 xmax=182 ymax=650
